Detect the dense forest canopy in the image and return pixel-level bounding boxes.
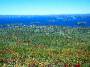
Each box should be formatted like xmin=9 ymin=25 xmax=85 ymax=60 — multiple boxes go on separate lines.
xmin=0 ymin=24 xmax=90 ymax=67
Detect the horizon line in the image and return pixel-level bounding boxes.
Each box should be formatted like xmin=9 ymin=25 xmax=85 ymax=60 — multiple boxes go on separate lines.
xmin=0 ymin=13 xmax=90 ymax=16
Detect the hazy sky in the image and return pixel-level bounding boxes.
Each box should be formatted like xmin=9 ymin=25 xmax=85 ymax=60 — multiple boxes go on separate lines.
xmin=0 ymin=0 xmax=90 ymax=15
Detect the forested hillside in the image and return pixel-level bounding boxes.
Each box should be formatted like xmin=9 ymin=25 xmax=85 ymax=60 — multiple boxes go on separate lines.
xmin=0 ymin=24 xmax=90 ymax=67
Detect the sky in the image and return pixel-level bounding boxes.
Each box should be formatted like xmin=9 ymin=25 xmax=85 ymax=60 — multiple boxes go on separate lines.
xmin=0 ymin=0 xmax=90 ymax=15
